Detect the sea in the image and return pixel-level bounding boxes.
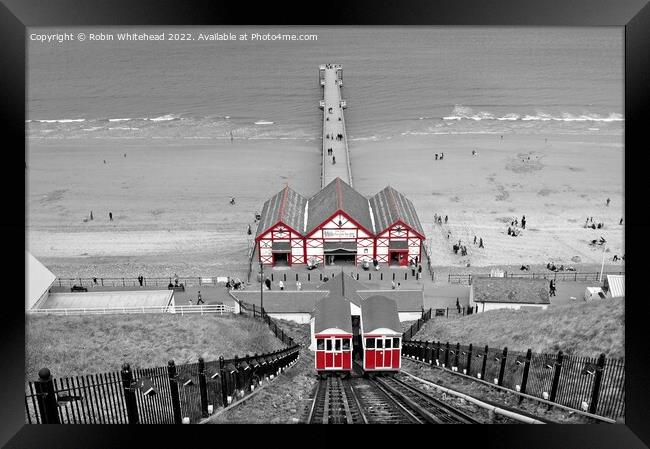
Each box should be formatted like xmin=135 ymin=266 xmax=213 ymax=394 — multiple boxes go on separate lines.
xmin=27 ymin=26 xmax=624 ymax=141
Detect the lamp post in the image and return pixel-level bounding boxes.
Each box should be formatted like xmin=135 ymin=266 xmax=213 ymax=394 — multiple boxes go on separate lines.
xmin=598 ymin=244 xmax=607 ymax=283
xmin=260 ymin=261 xmax=264 ymax=312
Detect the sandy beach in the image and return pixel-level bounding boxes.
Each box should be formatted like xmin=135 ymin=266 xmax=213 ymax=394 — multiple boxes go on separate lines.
xmin=27 ymin=129 xmax=623 ymax=278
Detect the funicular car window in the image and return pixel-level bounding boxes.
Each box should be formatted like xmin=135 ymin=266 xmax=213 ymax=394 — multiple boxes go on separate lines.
xmin=366 ymin=338 xmax=375 ymax=348
xmin=335 ymin=339 xmax=341 ymax=351
xmin=326 ymin=340 xmax=332 ymax=351
xmin=385 ymin=338 xmax=392 ymax=349
xmin=376 ymin=339 xmax=383 ymax=349
xmin=317 ymin=339 xmax=325 ymax=350
xmin=342 ymin=339 xmax=350 ymax=350
xmin=393 ymin=338 xmax=400 ymax=347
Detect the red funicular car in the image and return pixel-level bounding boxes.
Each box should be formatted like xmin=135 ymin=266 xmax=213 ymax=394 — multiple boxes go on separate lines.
xmin=361 ymin=295 xmax=402 ymax=374
xmin=312 ymin=293 xmax=353 ymax=377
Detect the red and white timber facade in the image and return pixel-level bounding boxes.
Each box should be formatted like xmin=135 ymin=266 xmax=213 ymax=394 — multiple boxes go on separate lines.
xmin=256 ymin=178 xmax=425 ymax=267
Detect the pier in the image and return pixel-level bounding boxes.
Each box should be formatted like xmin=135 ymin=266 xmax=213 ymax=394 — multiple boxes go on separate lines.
xmin=319 ymin=64 xmax=353 ymax=188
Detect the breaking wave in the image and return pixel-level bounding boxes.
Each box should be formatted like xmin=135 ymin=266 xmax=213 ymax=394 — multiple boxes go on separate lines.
xmin=442 ymin=105 xmax=623 ymax=122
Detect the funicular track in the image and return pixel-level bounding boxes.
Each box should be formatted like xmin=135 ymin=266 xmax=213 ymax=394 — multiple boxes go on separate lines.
xmin=370 ymin=375 xmax=480 ymax=424
xmin=306 ymin=363 xmax=482 ymax=424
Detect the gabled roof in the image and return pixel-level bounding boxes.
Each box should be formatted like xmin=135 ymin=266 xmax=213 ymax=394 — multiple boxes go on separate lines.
xmin=316 ymin=273 xmax=367 ymax=305
xmin=314 ymin=292 xmax=353 ymax=334
xmin=369 ymin=186 xmax=425 ymax=236
xmin=361 ymin=296 xmax=401 ymax=333
xmin=26 ymin=252 xmax=56 ymax=309
xmin=256 ymin=185 xmax=307 ymax=238
xmin=472 ymin=277 xmax=550 ymax=304
xmin=306 ymin=178 xmax=373 ymax=235
xmin=230 ymin=291 xmax=328 ymax=313
xmin=316 ymin=274 xmax=422 ymax=312
xmin=357 ymin=290 xmax=423 ymax=312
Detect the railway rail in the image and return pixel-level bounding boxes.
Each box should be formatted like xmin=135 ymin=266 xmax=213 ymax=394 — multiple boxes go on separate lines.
xmin=306 ymin=366 xmax=483 ymax=424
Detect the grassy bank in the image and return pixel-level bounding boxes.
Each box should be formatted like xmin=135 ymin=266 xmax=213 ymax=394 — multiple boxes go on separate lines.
xmin=413 ymin=298 xmax=624 ymax=359
xmin=26 ymin=313 xmax=285 ymax=380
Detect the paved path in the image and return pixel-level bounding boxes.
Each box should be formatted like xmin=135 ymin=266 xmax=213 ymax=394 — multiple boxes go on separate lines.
xmin=320 ymin=64 xmax=352 ymax=187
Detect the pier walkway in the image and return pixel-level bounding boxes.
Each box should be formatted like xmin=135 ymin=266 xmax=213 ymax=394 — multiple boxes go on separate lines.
xmin=319 ymin=64 xmax=353 ymax=188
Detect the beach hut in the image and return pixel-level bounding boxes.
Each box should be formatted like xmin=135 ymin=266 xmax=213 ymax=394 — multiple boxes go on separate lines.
xmin=470 ymin=277 xmax=550 ymax=312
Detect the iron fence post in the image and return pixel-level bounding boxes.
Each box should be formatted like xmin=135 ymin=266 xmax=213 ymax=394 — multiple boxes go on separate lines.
xmin=498 ymin=347 xmax=508 ymax=386
xmin=34 ymin=368 xmax=60 ymax=424
xmin=589 ymin=353 xmax=607 ymax=414
xmin=167 ymin=360 xmax=182 ymax=424
xmin=481 ymin=345 xmax=489 ymax=380
xmin=549 ymin=350 xmax=564 ymax=405
xmin=120 ymin=363 xmax=139 ymax=424
xmin=519 ymin=349 xmax=533 ymax=403
xmin=466 ymin=344 xmax=473 ymax=374
xmin=219 ymin=356 xmax=228 ymax=407
xmin=198 ymin=358 xmax=209 ymax=418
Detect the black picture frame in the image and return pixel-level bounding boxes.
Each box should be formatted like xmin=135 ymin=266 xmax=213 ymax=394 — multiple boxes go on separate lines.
xmin=3 ymin=0 xmax=648 ymax=447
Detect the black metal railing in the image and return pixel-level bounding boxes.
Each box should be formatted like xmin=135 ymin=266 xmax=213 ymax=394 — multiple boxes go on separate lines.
xmin=25 ymin=346 xmax=300 ymax=425
xmin=238 ymin=300 xmax=296 ymax=347
xmin=402 ymin=340 xmax=624 ymax=420
xmin=448 ymin=271 xmax=624 ymax=285
xmin=402 ymin=308 xmax=433 ymax=341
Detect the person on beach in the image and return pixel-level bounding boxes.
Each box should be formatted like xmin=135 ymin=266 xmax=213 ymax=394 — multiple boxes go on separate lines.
xmin=445 ymin=215 xmax=448 ymax=224
xmin=188 ymin=298 xmax=193 ymax=306
xmin=620 ymin=218 xmax=623 ymax=225
xmin=435 ymin=153 xmax=438 ymax=160
xmin=103 ymin=160 xmax=106 ymax=164
xmin=230 ymin=197 xmax=236 ymax=205
xmin=265 ymin=277 xmax=271 ymax=290
xmin=440 ymin=153 xmax=444 ymax=160
xmin=332 ymin=156 xmax=336 ymax=164
xmin=508 ymin=226 xmax=512 ymax=236
xmin=247 ymin=224 xmax=252 ymax=235
xmin=456 ymin=297 xmax=461 ymax=313
xmin=447 ymin=231 xmax=450 ymax=239
xmin=549 ymin=280 xmax=556 ymax=297
xmin=279 ymin=280 xmax=284 ymax=291
xmin=90 ymin=211 xmax=93 ymax=220
xmin=418 ymin=264 xmax=422 ymax=279
xmin=197 ymin=291 xmax=204 ymax=305
xmin=109 ymin=212 xmax=113 ymax=221
xmin=521 ymin=215 xmax=526 ymax=229
xmin=438 ymin=216 xmax=442 ymax=225
xmin=479 ymin=238 xmax=484 ymax=248
xmin=391 ymin=280 xmax=396 ymax=290
xmin=613 ymin=254 xmax=619 ymax=262
xmin=606 ymin=198 xmax=611 ymax=206
xmin=474 ymin=235 xmax=477 ymax=244
xmin=397 ymin=282 xmax=401 ymax=290
xmin=138 ymin=275 xmax=143 ymax=286
xmin=296 ymin=281 xmax=302 ymax=291
xmin=230 ymin=131 xmax=234 ymax=142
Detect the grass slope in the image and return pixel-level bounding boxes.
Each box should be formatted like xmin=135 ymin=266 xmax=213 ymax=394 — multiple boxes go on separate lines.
xmin=26 ymin=313 xmax=285 ymax=380
xmin=413 ymin=298 xmax=624 ymax=359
